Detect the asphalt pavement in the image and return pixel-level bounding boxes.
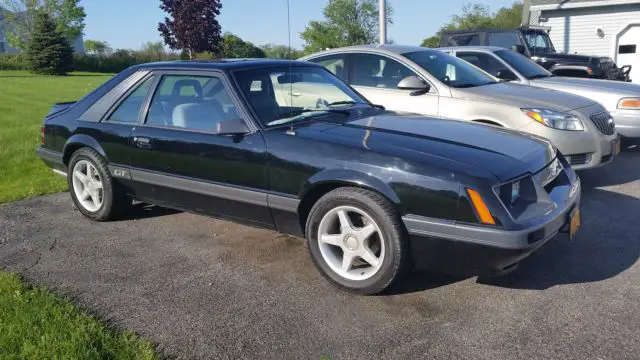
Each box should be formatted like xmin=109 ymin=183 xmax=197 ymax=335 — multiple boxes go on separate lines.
xmin=1 ymin=149 xmax=639 ymax=360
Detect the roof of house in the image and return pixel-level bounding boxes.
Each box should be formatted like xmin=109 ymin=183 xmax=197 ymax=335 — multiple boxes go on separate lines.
xmin=532 ymin=0 xmax=603 ymax=5
xmin=531 ymin=0 xmax=635 ymax=8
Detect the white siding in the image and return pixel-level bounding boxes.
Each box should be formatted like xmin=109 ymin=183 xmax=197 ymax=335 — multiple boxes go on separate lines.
xmin=537 ymin=3 xmax=640 ymax=57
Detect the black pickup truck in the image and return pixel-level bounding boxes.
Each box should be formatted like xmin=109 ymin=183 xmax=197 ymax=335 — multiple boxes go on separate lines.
xmin=439 ymin=27 xmax=632 ymax=82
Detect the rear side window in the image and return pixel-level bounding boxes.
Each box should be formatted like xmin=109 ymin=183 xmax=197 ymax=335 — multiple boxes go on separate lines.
xmin=312 ymin=55 xmax=347 ymax=81
xmin=488 ymin=32 xmax=520 ymax=49
xmin=107 ymin=76 xmax=154 ymax=123
xmin=145 ymin=75 xmax=239 ymax=132
xmin=447 ymin=34 xmax=480 ymax=46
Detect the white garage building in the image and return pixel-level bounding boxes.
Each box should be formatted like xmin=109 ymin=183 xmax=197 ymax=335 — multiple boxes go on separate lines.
xmin=529 ymin=0 xmax=640 ymax=82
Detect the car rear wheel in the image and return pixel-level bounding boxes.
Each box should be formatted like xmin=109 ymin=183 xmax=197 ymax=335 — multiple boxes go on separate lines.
xmin=68 ymin=147 xmax=131 ymax=221
xmin=306 ymin=187 xmax=410 ymax=295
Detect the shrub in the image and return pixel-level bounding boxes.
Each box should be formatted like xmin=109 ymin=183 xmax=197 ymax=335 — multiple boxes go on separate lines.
xmin=0 ymin=54 xmax=29 ymax=71
xmin=73 ymin=51 xmax=181 ymax=73
xmin=26 ymin=12 xmax=73 ymax=75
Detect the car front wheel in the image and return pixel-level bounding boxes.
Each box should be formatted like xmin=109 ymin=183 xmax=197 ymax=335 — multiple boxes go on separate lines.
xmin=306 ymin=187 xmax=410 ymax=295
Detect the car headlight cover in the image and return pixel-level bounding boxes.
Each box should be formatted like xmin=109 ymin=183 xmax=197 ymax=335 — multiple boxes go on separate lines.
xmin=522 ymin=108 xmax=584 ymax=131
xmin=617 ymin=98 xmax=640 ymax=110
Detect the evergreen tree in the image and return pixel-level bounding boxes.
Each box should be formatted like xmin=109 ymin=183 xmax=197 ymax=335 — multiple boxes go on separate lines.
xmin=26 ymin=11 xmax=73 ymax=75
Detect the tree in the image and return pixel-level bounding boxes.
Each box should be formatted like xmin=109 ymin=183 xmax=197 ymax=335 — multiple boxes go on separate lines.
xmin=260 ymin=44 xmax=304 ymax=59
xmin=158 ymin=0 xmax=222 ymax=59
xmin=301 ymin=0 xmax=393 ymax=53
xmin=420 ymin=2 xmax=522 ymax=47
xmin=84 ymin=39 xmax=112 ymax=56
xmin=219 ymin=33 xmax=265 ymax=58
xmin=140 ymin=41 xmax=165 ymax=56
xmin=1 ymin=0 xmax=85 ymax=50
xmin=26 ymin=11 xmax=73 ymax=75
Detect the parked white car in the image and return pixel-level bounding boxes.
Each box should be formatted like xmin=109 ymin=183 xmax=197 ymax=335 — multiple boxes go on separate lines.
xmin=439 ymin=46 xmax=640 ymax=145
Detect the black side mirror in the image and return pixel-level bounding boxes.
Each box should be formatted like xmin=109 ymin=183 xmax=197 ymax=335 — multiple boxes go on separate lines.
xmin=217 ymin=118 xmax=250 ymax=135
xmin=496 ymin=69 xmax=518 ymax=81
xmin=512 ymin=45 xmax=526 ymax=55
xmin=397 ymin=75 xmax=430 ymax=96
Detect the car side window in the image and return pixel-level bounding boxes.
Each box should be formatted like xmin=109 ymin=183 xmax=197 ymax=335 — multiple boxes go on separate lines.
xmin=313 ymin=55 xmax=348 ymax=81
xmin=350 ymin=53 xmax=416 ymax=89
xmin=447 ymin=33 xmax=480 ymax=46
xmin=146 ymin=75 xmax=239 ymax=132
xmin=457 ymin=52 xmax=507 ymax=77
xmin=107 ymin=76 xmax=154 ymax=123
xmin=488 ymin=32 xmax=520 ymax=49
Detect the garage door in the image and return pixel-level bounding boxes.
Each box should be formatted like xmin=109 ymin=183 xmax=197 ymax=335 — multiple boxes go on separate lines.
xmin=617 ymin=25 xmax=640 ymax=83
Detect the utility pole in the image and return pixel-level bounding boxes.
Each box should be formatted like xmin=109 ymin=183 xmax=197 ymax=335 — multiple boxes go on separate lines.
xmin=379 ymin=0 xmax=387 ymax=45
xmin=521 ymin=0 xmax=531 ymax=26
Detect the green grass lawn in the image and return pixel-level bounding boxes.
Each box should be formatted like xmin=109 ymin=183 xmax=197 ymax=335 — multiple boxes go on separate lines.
xmin=1 ymin=71 xmax=160 ymax=358
xmin=0 ymin=272 xmax=158 ymax=359
xmin=0 ymin=70 xmax=113 ymax=204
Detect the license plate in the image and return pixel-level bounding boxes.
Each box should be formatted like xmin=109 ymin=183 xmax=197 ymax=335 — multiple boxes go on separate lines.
xmin=613 ymin=138 xmax=621 ymax=156
xmin=569 ymin=208 xmax=581 ymax=240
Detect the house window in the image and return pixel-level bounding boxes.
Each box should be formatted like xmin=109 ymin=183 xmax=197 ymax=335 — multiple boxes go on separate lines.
xmin=0 ymin=42 xmax=5 ymax=53
xmin=618 ymin=45 xmax=636 ymax=54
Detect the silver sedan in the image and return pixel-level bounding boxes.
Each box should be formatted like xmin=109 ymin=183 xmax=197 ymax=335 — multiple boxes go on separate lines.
xmin=439 ymin=46 xmax=640 ymax=145
xmin=302 ymin=45 xmax=620 ymax=170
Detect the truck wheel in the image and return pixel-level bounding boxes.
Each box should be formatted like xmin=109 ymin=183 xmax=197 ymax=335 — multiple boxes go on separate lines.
xmin=305 ymin=187 xmax=411 ymax=295
xmin=67 ymin=147 xmax=131 ymax=221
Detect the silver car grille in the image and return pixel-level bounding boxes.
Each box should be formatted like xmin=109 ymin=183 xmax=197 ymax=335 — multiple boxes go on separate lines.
xmin=589 ymin=111 xmax=615 ymax=135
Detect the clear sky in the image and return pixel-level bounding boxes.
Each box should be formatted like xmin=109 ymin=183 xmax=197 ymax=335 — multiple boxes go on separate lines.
xmin=83 ymin=0 xmax=518 ymax=50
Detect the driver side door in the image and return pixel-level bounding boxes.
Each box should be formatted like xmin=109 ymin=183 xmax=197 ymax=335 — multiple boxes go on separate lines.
xmin=346 ymin=53 xmax=439 ymax=116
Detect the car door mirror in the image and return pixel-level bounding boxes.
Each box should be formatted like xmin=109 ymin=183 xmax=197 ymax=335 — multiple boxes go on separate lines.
xmin=397 ymin=75 xmax=430 ymax=96
xmin=496 ymin=69 xmax=518 ymax=81
xmin=216 ymin=118 xmax=250 ymax=135
xmin=512 ymin=45 xmax=526 ymax=55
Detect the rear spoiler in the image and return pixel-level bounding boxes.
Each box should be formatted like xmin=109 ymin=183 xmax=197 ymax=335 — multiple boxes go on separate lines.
xmin=45 ymin=101 xmax=76 ymax=118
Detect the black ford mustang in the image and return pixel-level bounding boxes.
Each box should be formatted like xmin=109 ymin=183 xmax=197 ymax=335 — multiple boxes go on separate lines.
xmin=37 ymin=59 xmax=581 ymax=294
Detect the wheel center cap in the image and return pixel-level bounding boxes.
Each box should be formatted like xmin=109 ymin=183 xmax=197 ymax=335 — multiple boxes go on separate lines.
xmin=343 ymin=235 xmax=358 ymax=251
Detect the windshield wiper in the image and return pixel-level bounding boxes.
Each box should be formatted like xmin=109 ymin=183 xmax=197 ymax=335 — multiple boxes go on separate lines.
xmin=527 ymin=74 xmax=552 ymax=80
xmin=327 ymin=100 xmax=385 ymax=110
xmin=266 ymin=108 xmax=351 ymax=126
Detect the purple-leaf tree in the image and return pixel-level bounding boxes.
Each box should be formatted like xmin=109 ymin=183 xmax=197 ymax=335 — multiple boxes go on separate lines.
xmin=158 ymin=0 xmax=222 ymax=59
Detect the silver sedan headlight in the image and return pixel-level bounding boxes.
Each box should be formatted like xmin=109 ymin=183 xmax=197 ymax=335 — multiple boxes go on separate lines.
xmin=522 ymin=108 xmax=585 ymax=131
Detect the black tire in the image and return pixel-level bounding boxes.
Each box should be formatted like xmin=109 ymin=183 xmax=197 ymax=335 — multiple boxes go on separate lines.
xmin=305 ymin=187 xmax=411 ymax=295
xmin=67 ymin=147 xmax=131 ymax=221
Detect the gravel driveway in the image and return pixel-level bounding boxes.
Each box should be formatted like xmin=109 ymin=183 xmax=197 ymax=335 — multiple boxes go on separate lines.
xmin=1 ymin=150 xmax=639 ymax=360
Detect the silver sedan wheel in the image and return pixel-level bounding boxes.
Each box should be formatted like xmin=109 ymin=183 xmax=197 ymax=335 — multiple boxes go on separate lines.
xmin=317 ymin=205 xmax=385 ymax=281
xmin=71 ymin=160 xmax=104 ymax=212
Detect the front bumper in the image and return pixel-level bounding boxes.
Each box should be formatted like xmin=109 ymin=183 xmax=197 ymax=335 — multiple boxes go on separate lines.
xmin=402 ymin=180 xmax=581 ymax=276
xmin=611 ymin=110 xmax=640 ymax=141
xmin=519 ymin=122 xmax=618 ymax=170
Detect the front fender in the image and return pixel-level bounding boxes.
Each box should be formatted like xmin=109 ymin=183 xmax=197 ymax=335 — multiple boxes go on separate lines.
xmin=62 ymin=134 xmax=107 ymax=164
xmin=301 ymin=169 xmax=402 ymax=206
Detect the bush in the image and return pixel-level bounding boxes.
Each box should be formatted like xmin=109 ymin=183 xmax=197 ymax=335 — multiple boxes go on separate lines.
xmin=26 ymin=12 xmax=73 ymax=75
xmin=73 ymin=50 xmax=181 ymax=73
xmin=0 ymin=54 xmax=29 ymax=70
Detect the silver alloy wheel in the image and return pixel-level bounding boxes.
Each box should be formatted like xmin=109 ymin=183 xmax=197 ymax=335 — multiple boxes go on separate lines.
xmin=72 ymin=160 xmax=104 ymax=212
xmin=317 ymin=205 xmax=385 ymax=281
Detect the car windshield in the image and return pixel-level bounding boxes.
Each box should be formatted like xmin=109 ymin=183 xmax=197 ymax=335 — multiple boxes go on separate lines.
xmin=522 ymin=30 xmax=555 ymax=54
xmin=495 ymin=50 xmax=553 ymax=80
xmin=403 ymin=50 xmax=498 ymax=88
xmin=233 ymin=66 xmax=370 ymax=127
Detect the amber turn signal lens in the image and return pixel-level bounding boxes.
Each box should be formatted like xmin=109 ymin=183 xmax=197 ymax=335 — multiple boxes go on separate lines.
xmin=618 ymin=98 xmax=640 ymax=109
xmin=466 ymin=188 xmax=496 ymax=225
xmin=524 ymin=110 xmax=544 ymax=124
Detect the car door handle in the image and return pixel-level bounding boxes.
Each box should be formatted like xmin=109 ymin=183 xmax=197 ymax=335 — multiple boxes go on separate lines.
xmin=288 ymin=91 xmax=301 ymax=97
xmin=133 ymin=136 xmax=152 ymax=149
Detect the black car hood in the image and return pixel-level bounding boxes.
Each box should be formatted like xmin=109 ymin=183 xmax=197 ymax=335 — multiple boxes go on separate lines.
xmin=534 ymin=52 xmax=603 ymax=64
xmin=313 ymin=112 xmax=554 ymax=182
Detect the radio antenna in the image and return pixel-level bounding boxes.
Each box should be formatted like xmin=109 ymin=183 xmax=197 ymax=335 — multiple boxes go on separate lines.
xmin=286 ymin=0 xmax=295 ymax=134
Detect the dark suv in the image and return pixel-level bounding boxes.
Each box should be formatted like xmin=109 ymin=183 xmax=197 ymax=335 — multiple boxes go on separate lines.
xmin=439 ymin=27 xmax=632 ymax=82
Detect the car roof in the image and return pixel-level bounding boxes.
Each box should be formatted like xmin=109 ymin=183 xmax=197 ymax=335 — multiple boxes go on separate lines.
xmin=436 ymin=46 xmax=505 ymax=53
xmin=303 ymin=44 xmax=437 ymax=58
xmin=131 ymin=58 xmax=322 ymax=72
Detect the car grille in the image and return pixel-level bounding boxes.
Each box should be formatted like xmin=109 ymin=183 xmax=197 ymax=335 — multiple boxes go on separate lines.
xmin=568 ymin=153 xmax=590 ymax=166
xmin=589 ymin=111 xmax=616 ymax=135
